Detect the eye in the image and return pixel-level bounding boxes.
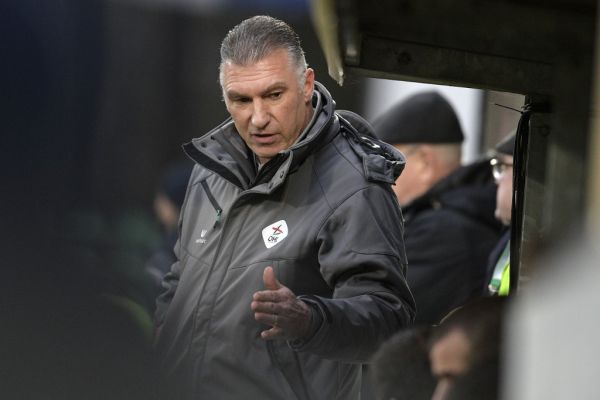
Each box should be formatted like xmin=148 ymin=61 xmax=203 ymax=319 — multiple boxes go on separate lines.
xmin=228 ymin=95 xmax=251 ymax=105
xmin=269 ymin=91 xmax=282 ymax=100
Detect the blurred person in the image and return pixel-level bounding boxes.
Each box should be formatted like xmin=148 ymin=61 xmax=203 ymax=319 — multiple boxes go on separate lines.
xmin=154 ymin=15 xmax=415 ymax=399
xmin=372 ymin=91 xmax=502 ymax=324
xmin=144 ymin=160 xmax=193 ymax=308
xmin=369 ymin=326 xmax=437 ymax=400
xmin=486 ymin=133 xmax=516 ymax=296
xmin=2 ymin=0 xmax=166 ymax=398
xmin=429 ymin=297 xmax=505 ymax=400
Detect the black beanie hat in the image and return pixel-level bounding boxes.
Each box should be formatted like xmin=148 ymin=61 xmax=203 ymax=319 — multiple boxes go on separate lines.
xmin=372 ymin=91 xmax=464 ymax=145
xmin=495 ymin=132 xmax=516 ymax=156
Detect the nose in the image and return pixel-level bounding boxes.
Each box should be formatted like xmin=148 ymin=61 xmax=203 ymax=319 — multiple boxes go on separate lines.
xmin=250 ymin=99 xmax=270 ymax=129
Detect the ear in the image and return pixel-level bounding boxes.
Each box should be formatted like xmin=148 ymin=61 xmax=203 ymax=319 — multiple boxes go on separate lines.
xmin=303 ymin=68 xmax=315 ymax=103
xmin=417 ymin=145 xmax=437 ymax=184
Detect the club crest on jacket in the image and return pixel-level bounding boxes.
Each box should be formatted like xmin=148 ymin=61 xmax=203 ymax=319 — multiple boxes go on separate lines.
xmin=262 ymin=220 xmax=289 ymax=249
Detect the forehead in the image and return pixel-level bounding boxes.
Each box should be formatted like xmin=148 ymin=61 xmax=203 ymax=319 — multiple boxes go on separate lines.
xmin=222 ymin=49 xmax=296 ymax=94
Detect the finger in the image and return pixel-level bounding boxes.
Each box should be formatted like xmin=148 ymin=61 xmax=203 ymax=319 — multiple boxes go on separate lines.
xmin=263 ymin=266 xmax=282 ymax=291
xmin=261 ymin=326 xmax=282 ymax=340
xmin=253 ymin=311 xmax=279 ymax=327
xmin=252 ymin=290 xmax=281 ymax=303
xmin=251 ymin=299 xmax=279 ymax=314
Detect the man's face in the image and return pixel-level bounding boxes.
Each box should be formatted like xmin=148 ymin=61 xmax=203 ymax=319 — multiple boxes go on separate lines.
xmin=221 ymin=49 xmax=315 ymax=165
xmin=494 ymin=154 xmax=514 ymax=226
xmin=430 ymin=328 xmax=471 ymax=400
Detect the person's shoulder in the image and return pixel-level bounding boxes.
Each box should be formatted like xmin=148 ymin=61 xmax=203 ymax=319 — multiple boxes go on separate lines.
xmin=407 ymin=204 xmax=463 ymax=232
xmin=308 ymin=139 xmax=396 ymax=214
xmin=187 ymin=163 xmax=211 ymax=184
xmin=409 ymin=200 xmax=494 ymax=234
xmin=314 ymin=110 xmax=404 ymax=182
xmin=336 ymin=109 xmax=375 ymax=138
xmin=310 ymin=135 xmax=371 ymax=204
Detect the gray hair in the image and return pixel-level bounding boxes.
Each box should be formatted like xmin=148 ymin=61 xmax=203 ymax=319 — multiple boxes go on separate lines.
xmin=219 ymin=15 xmax=308 ymax=87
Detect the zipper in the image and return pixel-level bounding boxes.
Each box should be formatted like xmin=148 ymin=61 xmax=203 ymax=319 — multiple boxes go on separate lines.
xmin=200 ymin=180 xmax=223 ymax=229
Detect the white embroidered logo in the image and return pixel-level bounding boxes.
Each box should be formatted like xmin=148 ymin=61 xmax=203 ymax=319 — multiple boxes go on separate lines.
xmin=195 ymin=229 xmax=208 ymax=244
xmin=262 ymin=220 xmax=288 ymax=249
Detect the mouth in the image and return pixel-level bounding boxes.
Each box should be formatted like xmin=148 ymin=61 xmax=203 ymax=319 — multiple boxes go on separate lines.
xmin=251 ymin=132 xmax=277 ymax=144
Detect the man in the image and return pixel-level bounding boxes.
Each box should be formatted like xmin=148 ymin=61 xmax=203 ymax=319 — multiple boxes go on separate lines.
xmin=486 ymin=133 xmax=515 ymax=296
xmin=372 ymin=92 xmax=502 ymax=324
xmin=154 ymin=16 xmax=415 ymax=400
xmin=429 ymin=297 xmax=505 ymax=400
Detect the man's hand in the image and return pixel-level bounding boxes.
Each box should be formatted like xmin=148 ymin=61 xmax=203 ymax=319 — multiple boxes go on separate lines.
xmin=251 ymin=266 xmax=312 ymax=340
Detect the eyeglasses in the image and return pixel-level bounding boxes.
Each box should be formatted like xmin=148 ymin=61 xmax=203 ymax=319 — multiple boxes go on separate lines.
xmin=490 ymin=157 xmax=513 ymax=180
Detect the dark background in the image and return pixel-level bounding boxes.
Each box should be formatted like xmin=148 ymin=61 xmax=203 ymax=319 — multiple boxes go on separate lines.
xmin=2 ymin=0 xmax=367 ymax=285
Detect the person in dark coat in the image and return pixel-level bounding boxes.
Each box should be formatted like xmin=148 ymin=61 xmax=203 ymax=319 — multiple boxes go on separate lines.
xmin=485 ymin=132 xmax=516 ymax=296
xmin=154 ymin=16 xmax=415 ymax=400
xmin=373 ymin=91 xmax=503 ymax=324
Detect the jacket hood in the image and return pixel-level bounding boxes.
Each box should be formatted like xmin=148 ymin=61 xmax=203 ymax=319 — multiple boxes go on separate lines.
xmin=182 ymin=81 xmax=404 ymax=190
xmin=337 ymin=109 xmax=406 ymax=184
xmin=406 ymin=158 xmax=501 ymax=229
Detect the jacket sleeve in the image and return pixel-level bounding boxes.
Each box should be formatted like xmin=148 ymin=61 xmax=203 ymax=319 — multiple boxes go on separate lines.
xmin=289 ymin=185 xmax=416 ymax=362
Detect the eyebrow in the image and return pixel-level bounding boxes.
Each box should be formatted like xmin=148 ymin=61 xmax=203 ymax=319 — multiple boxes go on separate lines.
xmin=226 ymin=82 xmax=288 ymax=100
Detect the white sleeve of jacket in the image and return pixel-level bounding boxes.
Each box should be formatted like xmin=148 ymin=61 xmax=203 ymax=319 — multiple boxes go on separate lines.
xmin=289 ymin=184 xmax=416 ymax=362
